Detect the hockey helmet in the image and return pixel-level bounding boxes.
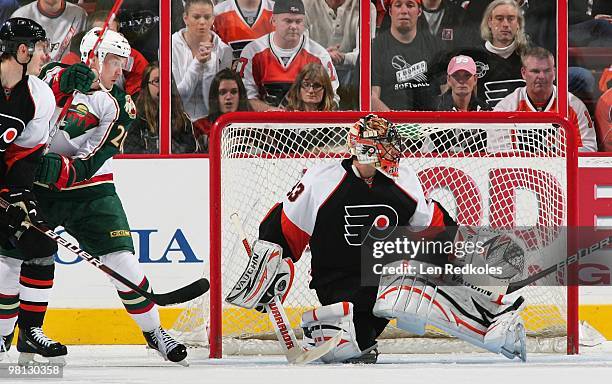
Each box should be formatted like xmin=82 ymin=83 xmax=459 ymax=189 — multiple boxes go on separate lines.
xmin=0 ymin=17 xmax=47 ymax=59
xmin=348 ymin=114 xmax=402 ymax=178
xmin=80 ymin=27 xmax=131 ymax=65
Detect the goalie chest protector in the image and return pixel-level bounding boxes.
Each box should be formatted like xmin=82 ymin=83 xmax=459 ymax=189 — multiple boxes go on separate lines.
xmin=259 ymin=158 xmax=452 ymax=289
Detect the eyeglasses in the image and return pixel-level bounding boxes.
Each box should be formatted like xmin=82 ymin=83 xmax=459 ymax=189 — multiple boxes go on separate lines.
xmin=300 ymin=81 xmax=323 ymax=91
xmin=148 ymin=79 xmax=160 ymax=86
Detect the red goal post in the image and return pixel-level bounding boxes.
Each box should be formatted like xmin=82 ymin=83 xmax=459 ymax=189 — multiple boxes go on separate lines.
xmin=204 ymin=111 xmax=579 ymax=358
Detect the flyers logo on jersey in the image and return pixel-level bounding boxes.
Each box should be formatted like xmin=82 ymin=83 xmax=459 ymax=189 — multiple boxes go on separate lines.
xmin=344 ymin=205 xmax=399 ymax=246
xmin=0 ymin=113 xmax=26 ymax=152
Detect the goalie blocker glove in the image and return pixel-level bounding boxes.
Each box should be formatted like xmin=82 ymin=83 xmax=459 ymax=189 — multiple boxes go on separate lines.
xmin=226 ymin=240 xmax=294 ymax=311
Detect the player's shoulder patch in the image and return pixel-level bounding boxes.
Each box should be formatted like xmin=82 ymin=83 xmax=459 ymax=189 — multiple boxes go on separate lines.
xmin=110 ymin=86 xmax=137 ymax=123
xmin=39 ymin=61 xmax=68 ymax=80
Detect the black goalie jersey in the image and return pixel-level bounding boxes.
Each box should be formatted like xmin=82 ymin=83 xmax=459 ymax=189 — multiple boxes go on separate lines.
xmin=259 ymin=158 xmax=455 ymax=289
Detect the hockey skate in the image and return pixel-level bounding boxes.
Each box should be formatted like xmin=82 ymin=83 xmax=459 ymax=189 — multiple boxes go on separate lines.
xmin=16 ymin=327 xmax=67 ymax=366
xmin=143 ymin=326 xmax=188 ymax=366
xmin=0 ymin=331 xmax=14 ymax=361
xmin=343 ymin=344 xmax=379 ymax=364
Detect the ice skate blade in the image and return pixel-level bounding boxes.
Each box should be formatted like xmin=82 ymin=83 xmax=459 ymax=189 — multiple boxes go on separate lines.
xmin=146 ymin=346 xmax=189 ymax=367
xmin=18 ymin=352 xmax=66 ymax=366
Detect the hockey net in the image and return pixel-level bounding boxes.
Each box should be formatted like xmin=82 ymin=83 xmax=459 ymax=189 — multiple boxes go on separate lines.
xmin=171 ymin=112 xmax=578 ymax=357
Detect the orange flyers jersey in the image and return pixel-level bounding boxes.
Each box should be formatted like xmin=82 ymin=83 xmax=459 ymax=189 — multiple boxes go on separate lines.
xmin=213 ymin=0 xmax=275 ymax=59
xmin=237 ymin=33 xmax=339 ymax=106
xmin=493 ymin=86 xmax=598 ymax=152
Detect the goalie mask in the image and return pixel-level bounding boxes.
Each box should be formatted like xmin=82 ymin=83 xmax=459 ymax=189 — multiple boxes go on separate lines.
xmin=348 ymin=114 xmax=402 ymax=178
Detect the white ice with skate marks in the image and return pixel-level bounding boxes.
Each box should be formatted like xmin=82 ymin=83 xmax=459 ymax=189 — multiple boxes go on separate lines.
xmin=1 ymin=343 xmax=612 ymax=384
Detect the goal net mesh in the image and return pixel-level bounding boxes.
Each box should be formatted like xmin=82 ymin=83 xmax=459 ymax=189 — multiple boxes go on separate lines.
xmin=171 ymin=119 xmax=570 ymax=355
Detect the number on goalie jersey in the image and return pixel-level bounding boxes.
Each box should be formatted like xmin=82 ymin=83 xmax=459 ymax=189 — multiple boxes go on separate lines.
xmin=258 ymin=115 xmax=455 ymax=355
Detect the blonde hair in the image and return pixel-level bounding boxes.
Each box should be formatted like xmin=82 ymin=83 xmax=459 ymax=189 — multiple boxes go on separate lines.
xmin=285 ymin=62 xmax=336 ymax=112
xmin=480 ymin=0 xmax=528 ymax=51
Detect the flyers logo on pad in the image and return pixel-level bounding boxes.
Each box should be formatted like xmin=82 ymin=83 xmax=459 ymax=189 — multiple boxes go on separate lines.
xmin=0 ymin=113 xmax=26 ymax=152
xmin=344 ymin=205 xmax=399 ymax=246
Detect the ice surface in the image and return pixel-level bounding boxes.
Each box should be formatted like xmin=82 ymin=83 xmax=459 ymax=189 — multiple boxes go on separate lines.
xmin=1 ymin=343 xmax=612 ymax=384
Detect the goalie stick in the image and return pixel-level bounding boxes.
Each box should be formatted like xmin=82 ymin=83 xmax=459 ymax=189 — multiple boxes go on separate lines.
xmin=506 ymin=235 xmax=612 ymax=294
xmin=0 ymin=198 xmax=209 ymax=306
xmin=229 ymin=213 xmax=342 ymax=364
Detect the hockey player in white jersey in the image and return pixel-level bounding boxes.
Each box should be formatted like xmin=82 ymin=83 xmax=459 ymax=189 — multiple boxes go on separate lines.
xmin=17 ymin=28 xmax=185 ymax=365
xmin=0 ymin=17 xmax=67 ymax=365
xmin=227 ymin=114 xmax=527 ymax=363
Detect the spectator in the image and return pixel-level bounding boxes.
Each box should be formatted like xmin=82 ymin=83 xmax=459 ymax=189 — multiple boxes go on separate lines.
xmin=523 ymin=1 xmax=599 ymax=104
xmin=371 ymin=0 xmax=444 ymax=111
xmin=460 ymin=0 xmax=528 ymax=107
xmin=285 ymin=62 xmax=336 ymax=111
xmin=418 ymin=0 xmax=470 ymax=51
xmin=431 ymin=55 xmax=490 ymax=153
xmin=569 ymin=0 xmax=612 ymax=47
xmin=213 ymin=0 xmax=275 ymax=62
xmin=0 ymin=0 xmax=19 ymax=26
xmin=123 ymin=63 xmax=198 ymax=154
xmin=86 ymin=10 xmax=150 ymax=96
xmin=195 ymin=68 xmax=249 ymax=151
xmin=436 ymin=55 xmax=490 ymax=111
xmin=238 ymin=0 xmax=339 ymax=111
xmin=172 ymin=0 xmax=232 ymax=124
xmin=595 ymin=67 xmax=612 ymax=151
xmin=11 ymin=0 xmax=87 ymax=62
xmin=97 ymin=0 xmax=160 ymax=63
xmin=493 ymin=46 xmax=598 ymax=153
xmin=304 ymin=0 xmax=376 ymax=109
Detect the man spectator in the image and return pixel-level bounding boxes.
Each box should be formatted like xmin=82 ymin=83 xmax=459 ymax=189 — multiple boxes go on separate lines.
xmin=431 ymin=54 xmax=490 ymax=153
xmin=371 ymin=0 xmax=444 ymax=111
xmin=214 ymin=0 xmax=275 ymax=62
xmin=238 ymin=0 xmax=339 ymax=111
xmin=494 ymin=46 xmax=598 ymax=153
xmin=418 ymin=0 xmax=470 ymax=51
xmin=11 ymin=0 xmax=87 ymax=62
xmin=304 ymin=0 xmax=376 ymax=110
xmin=461 ymin=0 xmax=528 ymax=107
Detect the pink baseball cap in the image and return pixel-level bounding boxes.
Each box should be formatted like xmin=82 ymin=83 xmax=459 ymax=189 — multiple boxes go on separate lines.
xmin=447 ymin=55 xmax=477 ymax=76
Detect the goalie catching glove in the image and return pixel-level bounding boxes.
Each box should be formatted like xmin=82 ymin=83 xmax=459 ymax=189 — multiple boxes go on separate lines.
xmin=226 ymin=240 xmax=294 ymax=311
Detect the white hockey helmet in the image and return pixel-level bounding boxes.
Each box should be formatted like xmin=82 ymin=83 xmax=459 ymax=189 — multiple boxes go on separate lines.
xmin=348 ymin=114 xmax=402 ymax=178
xmin=80 ymin=27 xmax=131 ymax=65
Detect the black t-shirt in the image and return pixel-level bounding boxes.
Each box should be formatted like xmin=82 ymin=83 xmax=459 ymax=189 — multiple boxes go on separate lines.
xmin=372 ymin=29 xmax=444 ymax=111
xmin=461 ymin=46 xmax=525 ymax=107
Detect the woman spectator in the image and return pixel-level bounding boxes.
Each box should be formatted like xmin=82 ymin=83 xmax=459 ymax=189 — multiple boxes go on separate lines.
xmin=123 ymin=63 xmax=198 ymax=154
xmin=172 ymin=0 xmax=232 ymax=128
xmin=195 ymin=68 xmax=249 ymax=152
xmin=284 ymin=62 xmax=336 ymax=112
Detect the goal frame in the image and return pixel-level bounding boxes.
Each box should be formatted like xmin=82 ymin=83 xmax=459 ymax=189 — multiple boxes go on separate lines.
xmin=208 ymin=111 xmax=580 ymax=358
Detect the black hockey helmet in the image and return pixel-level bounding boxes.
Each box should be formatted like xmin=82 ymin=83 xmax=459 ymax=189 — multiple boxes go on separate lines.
xmin=0 ymin=17 xmax=47 ymax=58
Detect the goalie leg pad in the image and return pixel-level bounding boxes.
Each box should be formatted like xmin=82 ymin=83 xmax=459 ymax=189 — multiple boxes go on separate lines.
xmin=301 ymin=302 xmax=363 ymax=364
xmin=373 ymin=260 xmax=527 ymax=359
xmin=226 ymin=240 xmax=293 ymax=310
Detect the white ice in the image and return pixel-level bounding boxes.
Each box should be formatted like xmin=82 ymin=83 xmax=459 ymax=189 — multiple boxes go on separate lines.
xmin=2 ymin=343 xmax=612 ymax=384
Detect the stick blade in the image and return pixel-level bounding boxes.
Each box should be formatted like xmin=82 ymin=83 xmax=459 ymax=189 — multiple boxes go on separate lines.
xmin=155 ymin=278 xmax=210 ymax=306
xmin=289 ymin=331 xmax=343 ymax=365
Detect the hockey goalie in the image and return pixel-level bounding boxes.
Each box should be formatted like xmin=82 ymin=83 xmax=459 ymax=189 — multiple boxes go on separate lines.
xmin=227 ymin=114 xmax=527 ymax=363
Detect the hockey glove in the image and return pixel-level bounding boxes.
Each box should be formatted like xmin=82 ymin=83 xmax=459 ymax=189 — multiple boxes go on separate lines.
xmin=59 ymin=63 xmax=96 ymax=94
xmin=37 ymin=153 xmax=77 ymax=190
xmin=0 ymin=189 xmax=39 ymax=239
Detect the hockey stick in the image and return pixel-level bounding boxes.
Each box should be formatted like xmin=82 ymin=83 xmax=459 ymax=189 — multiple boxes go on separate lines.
xmin=506 ymin=235 xmax=612 ymax=294
xmin=229 ymin=213 xmax=342 ymax=364
xmin=0 ymin=198 xmax=209 ymax=306
xmin=53 ymin=0 xmax=123 ymax=131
